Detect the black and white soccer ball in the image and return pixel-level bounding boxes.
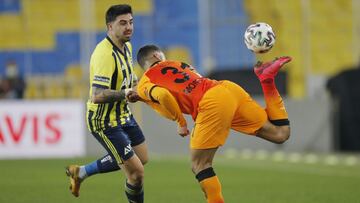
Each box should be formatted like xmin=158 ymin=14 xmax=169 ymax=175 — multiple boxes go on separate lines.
xmin=244 ymin=22 xmax=276 ymax=54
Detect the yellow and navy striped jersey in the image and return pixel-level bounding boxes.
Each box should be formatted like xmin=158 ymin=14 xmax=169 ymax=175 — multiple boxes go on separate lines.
xmin=86 ymin=36 xmax=136 ymax=132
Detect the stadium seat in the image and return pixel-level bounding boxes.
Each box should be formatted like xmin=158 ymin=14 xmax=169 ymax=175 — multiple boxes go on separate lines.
xmin=165 ymin=46 xmax=193 ymax=64
xmin=43 ymin=75 xmax=66 ymax=99
xmin=64 ymin=64 xmax=87 ymax=98
xmin=24 ymin=75 xmax=43 ymax=99
xmin=65 ymin=64 xmax=83 ymax=80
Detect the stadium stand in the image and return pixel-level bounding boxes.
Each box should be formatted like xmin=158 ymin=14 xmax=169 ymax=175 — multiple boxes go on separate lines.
xmin=0 ymin=0 xmax=357 ymax=99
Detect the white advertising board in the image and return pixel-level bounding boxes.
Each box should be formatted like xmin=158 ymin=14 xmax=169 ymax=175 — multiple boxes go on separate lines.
xmin=0 ymin=100 xmax=86 ymax=159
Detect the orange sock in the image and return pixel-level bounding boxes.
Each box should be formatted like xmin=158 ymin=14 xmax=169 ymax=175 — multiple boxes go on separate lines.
xmin=261 ymin=81 xmax=289 ymax=125
xmin=196 ymin=168 xmax=224 ymax=203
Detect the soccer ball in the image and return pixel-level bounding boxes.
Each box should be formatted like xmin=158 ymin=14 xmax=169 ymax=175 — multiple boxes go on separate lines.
xmin=244 ymin=22 xmax=276 ymax=54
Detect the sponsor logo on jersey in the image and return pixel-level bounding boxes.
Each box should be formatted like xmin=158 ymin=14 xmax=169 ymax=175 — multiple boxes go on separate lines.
xmin=101 ymin=155 xmax=113 ymax=163
xmin=94 ymin=75 xmax=110 ymax=83
xmin=124 ymin=144 xmax=132 ymax=155
xmin=183 ymin=78 xmax=203 ymax=94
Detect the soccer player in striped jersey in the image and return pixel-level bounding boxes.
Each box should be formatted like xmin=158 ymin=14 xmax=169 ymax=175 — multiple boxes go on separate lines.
xmin=65 ymin=5 xmax=146 ymax=203
xmin=133 ymin=45 xmax=291 ymax=203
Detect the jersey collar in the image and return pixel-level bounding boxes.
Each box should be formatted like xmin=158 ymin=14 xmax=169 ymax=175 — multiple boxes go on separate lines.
xmin=106 ymin=36 xmax=127 ymax=56
xmin=150 ymin=61 xmax=161 ymax=68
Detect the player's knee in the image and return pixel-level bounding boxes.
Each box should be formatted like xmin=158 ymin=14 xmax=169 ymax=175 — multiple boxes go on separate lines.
xmin=274 ymin=136 xmax=288 ymax=144
xmin=191 ymin=161 xmax=212 ymax=175
xmin=191 ymin=164 xmax=197 ymax=174
xmin=142 ymin=159 xmax=148 ymax=165
xmin=128 ymin=169 xmax=144 ymax=185
xmin=137 ymin=153 xmax=149 ymax=165
xmin=141 ymin=157 xmax=148 ymax=165
xmin=274 ymin=128 xmax=290 ymax=144
xmin=125 ymin=162 xmax=144 ymax=185
xmin=142 ymin=153 xmax=149 ymax=165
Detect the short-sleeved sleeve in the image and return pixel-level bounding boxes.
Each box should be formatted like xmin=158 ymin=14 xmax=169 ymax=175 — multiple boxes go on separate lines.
xmin=137 ymin=74 xmax=187 ymax=127
xmin=91 ymin=53 xmax=115 ymax=88
xmin=137 ymin=74 xmax=156 ymax=102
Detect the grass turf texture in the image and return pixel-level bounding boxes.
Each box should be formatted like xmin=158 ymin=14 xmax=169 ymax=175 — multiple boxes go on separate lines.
xmin=0 ymin=156 xmax=359 ymax=203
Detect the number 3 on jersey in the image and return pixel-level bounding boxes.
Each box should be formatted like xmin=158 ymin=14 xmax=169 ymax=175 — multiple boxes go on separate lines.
xmin=161 ymin=66 xmax=190 ymax=83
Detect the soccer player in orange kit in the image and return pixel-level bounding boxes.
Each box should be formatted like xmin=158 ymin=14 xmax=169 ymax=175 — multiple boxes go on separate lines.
xmin=130 ymin=45 xmax=291 ymax=203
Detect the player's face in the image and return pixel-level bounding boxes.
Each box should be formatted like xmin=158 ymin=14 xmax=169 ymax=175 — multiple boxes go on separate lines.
xmin=108 ymin=13 xmax=133 ymax=43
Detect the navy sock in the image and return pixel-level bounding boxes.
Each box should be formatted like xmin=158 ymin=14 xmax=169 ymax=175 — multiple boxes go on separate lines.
xmin=85 ymin=155 xmax=120 ymax=177
xmin=97 ymin=154 xmax=120 ymax=173
xmin=125 ymin=181 xmax=144 ymax=203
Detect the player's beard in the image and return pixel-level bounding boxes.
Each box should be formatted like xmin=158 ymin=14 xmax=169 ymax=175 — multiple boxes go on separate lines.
xmin=114 ymin=31 xmax=132 ymax=44
xmin=121 ymin=30 xmax=132 ymax=43
xmin=121 ymin=36 xmax=131 ymax=43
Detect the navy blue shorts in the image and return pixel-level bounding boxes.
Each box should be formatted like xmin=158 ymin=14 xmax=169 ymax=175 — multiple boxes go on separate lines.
xmin=91 ymin=116 xmax=145 ymax=165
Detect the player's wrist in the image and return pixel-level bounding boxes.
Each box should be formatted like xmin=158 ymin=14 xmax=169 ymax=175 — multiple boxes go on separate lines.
xmin=124 ymin=88 xmax=133 ymax=95
xmin=178 ymin=119 xmax=187 ymax=128
xmin=117 ymin=89 xmax=127 ymax=101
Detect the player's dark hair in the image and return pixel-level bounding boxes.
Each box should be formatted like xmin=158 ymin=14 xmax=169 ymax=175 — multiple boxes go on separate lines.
xmin=106 ymin=4 xmax=132 ymax=24
xmin=137 ymin=45 xmax=162 ymax=68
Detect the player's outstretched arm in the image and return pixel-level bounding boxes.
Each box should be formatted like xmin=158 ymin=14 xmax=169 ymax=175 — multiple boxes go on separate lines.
xmin=91 ymin=86 xmax=127 ymax=103
xmin=136 ymin=76 xmax=189 ymax=136
xmin=150 ymin=87 xmax=188 ymax=132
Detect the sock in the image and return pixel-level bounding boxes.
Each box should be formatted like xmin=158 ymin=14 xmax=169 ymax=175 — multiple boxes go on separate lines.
xmin=83 ymin=155 xmax=120 ymax=179
xmin=97 ymin=154 xmax=120 ymax=173
xmin=125 ymin=181 xmax=144 ymax=203
xmin=260 ymin=80 xmax=289 ymax=125
xmin=78 ymin=166 xmax=88 ymax=179
xmin=196 ymin=167 xmax=224 ymax=203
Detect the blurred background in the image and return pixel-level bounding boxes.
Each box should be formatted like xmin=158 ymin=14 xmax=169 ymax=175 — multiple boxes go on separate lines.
xmin=0 ymin=0 xmax=360 ymax=158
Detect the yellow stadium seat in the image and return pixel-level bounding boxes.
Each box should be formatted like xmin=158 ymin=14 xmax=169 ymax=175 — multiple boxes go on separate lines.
xmin=42 ymin=75 xmax=66 ymax=99
xmin=64 ymin=64 xmax=87 ymax=98
xmin=65 ymin=79 xmax=88 ymax=99
xmin=24 ymin=76 xmax=43 ymax=99
xmin=165 ymin=46 xmax=193 ymax=64
xmin=65 ymin=64 xmax=83 ymax=80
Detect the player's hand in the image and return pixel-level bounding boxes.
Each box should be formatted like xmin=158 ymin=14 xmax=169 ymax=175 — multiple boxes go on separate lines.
xmin=177 ymin=125 xmax=189 ymax=137
xmin=125 ymin=89 xmax=141 ymax=103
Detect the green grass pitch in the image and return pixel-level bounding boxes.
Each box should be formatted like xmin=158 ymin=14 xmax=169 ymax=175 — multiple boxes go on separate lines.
xmin=0 ymin=156 xmax=359 ymax=203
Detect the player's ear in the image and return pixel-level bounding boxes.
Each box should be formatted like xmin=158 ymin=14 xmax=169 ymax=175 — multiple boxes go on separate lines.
xmin=153 ymin=51 xmax=166 ymax=61
xmin=153 ymin=52 xmax=161 ymax=60
xmin=160 ymin=51 xmax=166 ymax=60
xmin=106 ymin=22 xmax=112 ymax=31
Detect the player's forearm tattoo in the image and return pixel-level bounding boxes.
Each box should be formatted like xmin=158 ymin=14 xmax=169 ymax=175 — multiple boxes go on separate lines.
xmin=92 ymin=87 xmax=126 ymax=103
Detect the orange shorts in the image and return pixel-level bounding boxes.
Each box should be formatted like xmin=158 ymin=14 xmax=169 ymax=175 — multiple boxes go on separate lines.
xmin=190 ymin=80 xmax=267 ymax=149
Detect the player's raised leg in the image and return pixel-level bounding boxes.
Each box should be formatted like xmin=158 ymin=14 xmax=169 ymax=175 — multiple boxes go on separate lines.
xmin=191 ymin=148 xmax=224 ymax=203
xmin=66 ymin=148 xmax=148 ymax=198
xmin=65 ymin=154 xmax=119 ymax=197
xmin=66 ymin=126 xmax=145 ymax=202
xmin=254 ymin=56 xmax=291 ymax=143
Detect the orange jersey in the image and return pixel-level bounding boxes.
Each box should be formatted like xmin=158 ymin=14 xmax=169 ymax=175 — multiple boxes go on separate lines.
xmin=137 ymin=62 xmax=269 ymax=149
xmin=143 ymin=61 xmax=218 ymax=119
